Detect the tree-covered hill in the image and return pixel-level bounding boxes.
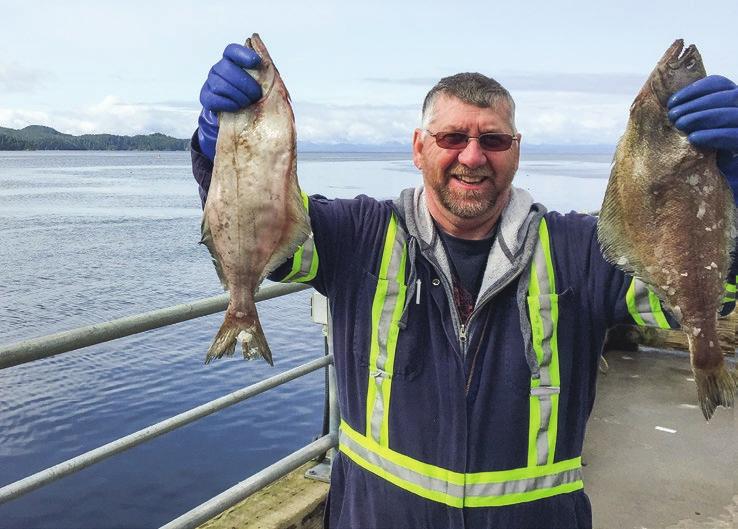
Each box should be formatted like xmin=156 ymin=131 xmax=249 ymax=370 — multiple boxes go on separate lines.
xmin=0 ymin=125 xmax=189 ymax=151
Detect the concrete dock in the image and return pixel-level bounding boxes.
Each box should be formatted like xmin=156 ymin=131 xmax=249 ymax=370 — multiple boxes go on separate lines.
xmin=201 ymin=347 xmax=736 ymax=529
xmin=585 ymin=348 xmax=736 ymax=529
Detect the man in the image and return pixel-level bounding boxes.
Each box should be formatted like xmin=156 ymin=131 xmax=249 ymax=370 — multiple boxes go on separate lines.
xmin=192 ymin=43 xmax=738 ymax=528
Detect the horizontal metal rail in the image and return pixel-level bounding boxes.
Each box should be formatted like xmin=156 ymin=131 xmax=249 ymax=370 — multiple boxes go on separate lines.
xmin=0 ymin=282 xmax=310 ymax=370
xmin=0 ymin=353 xmax=333 ymax=505
xmin=161 ymin=432 xmax=338 ymax=529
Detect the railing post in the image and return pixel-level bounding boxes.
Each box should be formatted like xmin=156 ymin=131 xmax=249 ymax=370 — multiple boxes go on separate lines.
xmin=305 ymin=293 xmax=338 ymax=483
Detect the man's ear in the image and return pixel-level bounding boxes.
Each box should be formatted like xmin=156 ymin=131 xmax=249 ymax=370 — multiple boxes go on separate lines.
xmin=412 ymin=128 xmax=424 ymax=170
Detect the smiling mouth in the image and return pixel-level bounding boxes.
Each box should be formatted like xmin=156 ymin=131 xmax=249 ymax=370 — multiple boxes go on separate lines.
xmin=452 ymin=174 xmax=489 ymax=185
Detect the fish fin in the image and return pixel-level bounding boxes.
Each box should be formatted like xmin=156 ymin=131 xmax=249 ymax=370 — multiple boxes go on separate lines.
xmin=264 ymin=220 xmax=312 ymax=276
xmin=200 ymin=214 xmax=228 ymax=289
xmin=693 ymin=365 xmax=736 ymax=421
xmin=263 ymin=190 xmax=312 ymax=276
xmin=597 ymin=175 xmax=648 ymax=280
xmin=688 ymin=330 xmax=736 ymax=420
xmin=205 ymin=311 xmax=273 ymax=366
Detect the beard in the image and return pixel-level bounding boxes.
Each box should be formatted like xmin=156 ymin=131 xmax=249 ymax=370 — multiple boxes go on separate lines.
xmin=433 ymin=163 xmax=499 ymax=219
xmin=437 ymin=185 xmax=497 ymax=218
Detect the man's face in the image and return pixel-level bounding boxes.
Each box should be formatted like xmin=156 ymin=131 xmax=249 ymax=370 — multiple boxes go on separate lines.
xmin=413 ymin=95 xmax=521 ymax=226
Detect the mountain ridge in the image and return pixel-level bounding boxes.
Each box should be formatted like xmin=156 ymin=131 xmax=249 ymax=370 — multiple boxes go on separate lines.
xmin=0 ymin=125 xmax=189 ymax=151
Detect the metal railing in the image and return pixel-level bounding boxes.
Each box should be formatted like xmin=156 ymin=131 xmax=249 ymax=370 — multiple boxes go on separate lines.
xmin=0 ymin=283 xmax=340 ymax=529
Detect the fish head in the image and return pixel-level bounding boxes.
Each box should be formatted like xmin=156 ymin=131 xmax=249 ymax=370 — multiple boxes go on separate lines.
xmin=648 ymin=39 xmax=706 ymax=108
xmin=244 ymin=33 xmax=283 ymax=104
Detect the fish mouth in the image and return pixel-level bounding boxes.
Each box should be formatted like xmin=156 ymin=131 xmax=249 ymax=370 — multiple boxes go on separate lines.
xmin=661 ymin=39 xmax=699 ymax=71
xmin=246 ymin=33 xmax=278 ymax=103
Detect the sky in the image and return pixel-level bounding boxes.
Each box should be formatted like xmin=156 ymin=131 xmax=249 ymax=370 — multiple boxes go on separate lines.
xmin=1 ymin=0 xmax=736 ymax=146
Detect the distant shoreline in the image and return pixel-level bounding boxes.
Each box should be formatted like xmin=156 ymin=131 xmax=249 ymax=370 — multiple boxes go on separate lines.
xmin=0 ymin=125 xmax=189 ymax=151
xmin=0 ymin=125 xmax=615 ymax=155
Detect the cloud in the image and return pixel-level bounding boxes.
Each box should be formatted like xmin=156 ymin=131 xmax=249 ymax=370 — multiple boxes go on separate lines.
xmin=0 ymin=63 xmax=49 ymax=93
xmin=294 ymin=102 xmax=420 ymax=144
xmin=515 ymin=91 xmax=630 ymax=144
xmin=0 ymin=90 xmax=632 ymax=146
xmin=366 ymin=72 xmax=646 ymax=95
xmin=0 ymin=96 xmax=199 ymax=139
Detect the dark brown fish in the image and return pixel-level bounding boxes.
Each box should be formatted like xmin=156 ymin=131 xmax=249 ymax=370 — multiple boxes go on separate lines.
xmin=597 ymin=39 xmax=736 ymax=420
xmin=200 ymin=34 xmax=310 ymax=365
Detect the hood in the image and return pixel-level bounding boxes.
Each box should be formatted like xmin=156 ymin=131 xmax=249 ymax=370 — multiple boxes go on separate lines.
xmin=393 ymin=185 xmax=546 ymax=304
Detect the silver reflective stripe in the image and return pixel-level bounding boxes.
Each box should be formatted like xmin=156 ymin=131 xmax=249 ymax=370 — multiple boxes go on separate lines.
xmin=465 ymin=468 xmax=583 ymax=497
xmin=529 ymin=225 xmax=558 ymax=466
xmin=535 ymin=398 xmax=553 ymax=466
xmin=632 ymin=278 xmax=659 ymax=326
xmin=376 ymin=227 xmax=407 ymax=374
xmin=368 ymin=370 xmax=386 ymax=444
xmin=297 ymin=237 xmax=316 ymax=276
xmin=530 ymin=254 xmax=554 ymax=387
xmin=367 ymin=220 xmax=408 ymax=444
xmin=340 ymin=427 xmax=465 ymax=498
xmin=341 ymin=426 xmax=583 ymax=504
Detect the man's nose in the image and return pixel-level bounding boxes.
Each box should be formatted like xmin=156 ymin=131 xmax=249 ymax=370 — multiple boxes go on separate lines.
xmin=457 ymin=138 xmax=487 ymax=169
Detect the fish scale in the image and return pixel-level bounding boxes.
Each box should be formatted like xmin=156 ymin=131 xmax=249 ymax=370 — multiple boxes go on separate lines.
xmin=597 ymin=39 xmax=737 ymax=420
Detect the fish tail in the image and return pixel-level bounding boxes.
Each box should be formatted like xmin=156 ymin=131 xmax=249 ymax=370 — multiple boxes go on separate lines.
xmin=688 ymin=330 xmax=736 ymax=421
xmin=205 ymin=311 xmax=273 ymax=366
xmin=693 ymin=366 xmax=736 ymax=421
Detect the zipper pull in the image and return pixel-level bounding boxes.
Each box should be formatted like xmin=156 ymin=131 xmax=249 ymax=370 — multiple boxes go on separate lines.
xmin=415 ymin=279 xmax=422 ymax=304
xmin=459 ymin=324 xmax=467 ymax=343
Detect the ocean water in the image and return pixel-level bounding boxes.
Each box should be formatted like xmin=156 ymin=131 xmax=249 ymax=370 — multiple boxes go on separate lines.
xmin=0 ymin=150 xmax=611 ymax=528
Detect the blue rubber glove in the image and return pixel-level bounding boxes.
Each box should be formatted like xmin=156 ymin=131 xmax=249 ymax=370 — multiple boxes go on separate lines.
xmin=197 ymin=44 xmax=263 ymax=161
xmin=667 ymin=75 xmax=738 ymax=203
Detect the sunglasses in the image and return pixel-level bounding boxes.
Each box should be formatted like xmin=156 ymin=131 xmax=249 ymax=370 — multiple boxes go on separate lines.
xmin=425 ymin=130 xmax=519 ymax=152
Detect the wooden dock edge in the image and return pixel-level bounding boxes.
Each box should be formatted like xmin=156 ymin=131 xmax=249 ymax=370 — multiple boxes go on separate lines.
xmin=603 ymin=310 xmax=738 ymax=356
xmin=198 ymin=462 xmax=329 ymax=529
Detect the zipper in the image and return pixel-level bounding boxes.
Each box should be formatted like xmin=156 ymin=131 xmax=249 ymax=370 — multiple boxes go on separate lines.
xmin=424 ymin=254 xmax=466 ymax=353
xmin=459 ymin=323 xmax=468 ymax=357
xmin=425 ymin=238 xmax=530 ymax=357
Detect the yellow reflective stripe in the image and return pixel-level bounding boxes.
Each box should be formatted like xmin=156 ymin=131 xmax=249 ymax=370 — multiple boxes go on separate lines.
xmin=626 ymin=279 xmax=647 ymax=326
xmin=538 ymin=219 xmax=556 ymax=293
xmin=378 ymin=217 xmax=397 ymax=279
xmin=547 ymin=394 xmax=559 ymax=466
xmin=366 ymin=215 xmax=398 ymax=440
xmin=280 ymin=246 xmax=305 ymax=282
xmin=527 ymin=218 xmax=560 ymax=467
xmin=464 ymin=481 xmax=584 ymax=508
xmin=465 ymin=456 xmax=582 ymax=483
xmin=527 ymin=293 xmax=544 ymax=368
xmin=340 ymin=420 xmax=583 ymax=507
xmin=724 ymin=280 xmax=737 ymax=303
xmin=340 ymin=439 xmax=464 ymax=508
xmin=527 ymin=241 xmax=544 ymax=467
xmin=528 ymin=261 xmax=541 ymax=297
xmin=540 ymin=220 xmax=560 ymax=465
xmin=342 ymin=420 xmax=465 ymax=485
xmin=292 ymin=244 xmax=319 ymax=283
xmin=279 ymin=192 xmax=319 ymax=283
xmin=380 ymin=245 xmax=407 ymax=446
xmin=344 ymin=420 xmax=582 ymax=484
xmin=528 ymin=396 xmax=541 ymax=466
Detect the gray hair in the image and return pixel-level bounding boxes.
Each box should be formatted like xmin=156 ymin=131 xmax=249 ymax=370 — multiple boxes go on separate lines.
xmin=421 ymin=72 xmax=517 ymax=132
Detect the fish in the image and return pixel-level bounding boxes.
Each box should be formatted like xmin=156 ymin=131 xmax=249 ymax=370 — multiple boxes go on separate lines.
xmin=597 ymin=39 xmax=737 ymax=420
xmin=200 ymin=33 xmax=311 ymax=365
